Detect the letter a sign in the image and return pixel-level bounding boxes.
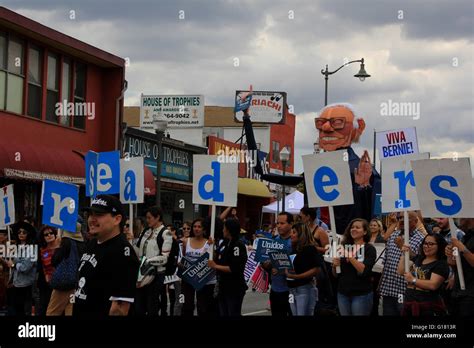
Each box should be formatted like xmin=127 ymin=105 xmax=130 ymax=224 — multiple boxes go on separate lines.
xmin=120 ymin=157 xmax=144 ymax=204
xmin=192 ymin=155 xmax=237 ymax=206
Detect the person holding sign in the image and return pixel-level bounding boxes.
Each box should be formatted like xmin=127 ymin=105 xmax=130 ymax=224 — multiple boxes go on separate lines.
xmin=284 ymin=222 xmax=322 ymax=316
xmin=445 ymin=218 xmax=474 ymax=316
xmin=208 ymin=219 xmax=248 ymax=316
xmin=180 ymin=218 xmax=217 ymax=317
xmin=378 ymin=212 xmax=424 ymax=315
xmin=261 ymin=212 xmax=294 ymax=317
xmin=397 ymin=233 xmax=449 ymax=316
xmin=7 ymin=223 xmax=37 ymax=316
xmin=332 ymin=219 xmax=376 ymax=316
xmin=73 ymin=195 xmax=139 ymax=317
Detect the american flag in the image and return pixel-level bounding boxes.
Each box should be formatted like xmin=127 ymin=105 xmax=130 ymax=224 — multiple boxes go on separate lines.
xmin=244 ymin=250 xmax=258 ymax=284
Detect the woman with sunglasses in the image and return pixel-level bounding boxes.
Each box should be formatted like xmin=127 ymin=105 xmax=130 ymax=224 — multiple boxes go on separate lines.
xmin=37 ymin=226 xmax=60 ymax=316
xmin=398 ymin=233 xmax=449 ymax=316
xmin=7 ymin=223 xmax=37 ymax=316
xmin=181 ymin=221 xmax=192 ymax=240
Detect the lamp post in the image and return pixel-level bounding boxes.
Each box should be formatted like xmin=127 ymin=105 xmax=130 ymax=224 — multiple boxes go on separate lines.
xmin=279 ymin=146 xmax=290 ymax=213
xmin=153 ymin=116 xmax=168 ymax=207
xmin=321 ymin=58 xmax=370 ymax=106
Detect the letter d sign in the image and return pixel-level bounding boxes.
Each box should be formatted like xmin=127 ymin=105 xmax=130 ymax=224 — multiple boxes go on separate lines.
xmin=193 ymin=155 xmax=237 ymax=206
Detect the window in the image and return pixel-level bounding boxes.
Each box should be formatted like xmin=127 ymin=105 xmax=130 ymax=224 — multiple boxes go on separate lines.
xmin=0 ymin=30 xmax=88 ymax=129
xmin=46 ymin=53 xmax=59 ymax=122
xmin=0 ymin=35 xmax=25 ymax=114
xmin=272 ymin=141 xmax=280 ymax=164
xmin=58 ymin=58 xmax=71 ymax=126
xmin=27 ymin=46 xmax=42 ymax=118
xmin=73 ymin=62 xmax=86 ymax=129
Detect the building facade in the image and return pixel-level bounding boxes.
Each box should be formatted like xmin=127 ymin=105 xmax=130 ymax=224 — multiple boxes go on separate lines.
xmin=0 ymin=7 xmax=126 ymax=224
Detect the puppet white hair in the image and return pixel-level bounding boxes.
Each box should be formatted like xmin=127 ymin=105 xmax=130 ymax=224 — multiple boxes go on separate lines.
xmin=318 ymin=102 xmax=360 ymax=129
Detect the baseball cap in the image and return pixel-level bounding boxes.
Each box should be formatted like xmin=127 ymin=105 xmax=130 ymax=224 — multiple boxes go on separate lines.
xmin=84 ymin=194 xmax=125 ymax=216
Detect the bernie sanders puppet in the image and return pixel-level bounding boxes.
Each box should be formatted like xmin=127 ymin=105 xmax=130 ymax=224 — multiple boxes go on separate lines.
xmin=241 ymin=87 xmax=381 ymax=235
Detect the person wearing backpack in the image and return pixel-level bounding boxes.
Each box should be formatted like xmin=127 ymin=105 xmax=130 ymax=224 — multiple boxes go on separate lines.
xmin=135 ymin=206 xmax=174 ymax=316
xmin=46 ymin=225 xmax=85 ymax=316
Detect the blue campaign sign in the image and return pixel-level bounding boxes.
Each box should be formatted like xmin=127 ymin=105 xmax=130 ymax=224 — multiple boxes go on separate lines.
xmin=181 ymin=252 xmax=216 ymax=291
xmin=42 ymin=179 xmax=79 ymax=232
xmin=254 ymin=238 xmax=287 ymax=262
xmin=85 ymin=151 xmax=98 ymax=197
xmin=97 ymin=151 xmax=120 ymax=195
xmin=268 ymin=250 xmax=293 ymax=272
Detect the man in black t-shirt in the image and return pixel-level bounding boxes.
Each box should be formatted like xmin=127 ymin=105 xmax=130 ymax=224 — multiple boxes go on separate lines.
xmin=73 ymin=195 xmax=139 ymax=317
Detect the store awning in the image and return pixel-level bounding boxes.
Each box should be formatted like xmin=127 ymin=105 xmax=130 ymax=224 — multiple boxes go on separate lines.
xmin=0 ymin=143 xmax=85 ymax=184
xmin=0 ymin=144 xmax=156 ymax=195
xmin=237 ymin=178 xmax=272 ymax=198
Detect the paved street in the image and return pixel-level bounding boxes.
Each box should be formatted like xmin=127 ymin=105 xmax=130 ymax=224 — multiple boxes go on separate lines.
xmin=242 ymin=290 xmax=271 ymax=316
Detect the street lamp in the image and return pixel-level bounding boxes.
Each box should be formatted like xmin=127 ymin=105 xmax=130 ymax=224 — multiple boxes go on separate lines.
xmin=279 ymin=146 xmax=290 ymax=212
xmin=321 ymin=58 xmax=370 ymax=106
xmin=153 ymin=115 xmax=168 ymax=207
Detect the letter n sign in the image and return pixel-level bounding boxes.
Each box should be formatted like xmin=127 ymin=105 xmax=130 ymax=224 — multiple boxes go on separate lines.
xmin=192 ymin=155 xmax=237 ymax=206
xmin=302 ymin=150 xmax=354 ymax=208
xmin=42 ymin=179 xmax=79 ymax=232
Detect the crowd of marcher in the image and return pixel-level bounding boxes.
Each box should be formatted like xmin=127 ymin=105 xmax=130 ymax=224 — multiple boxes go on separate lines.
xmin=0 ymin=195 xmax=472 ymax=317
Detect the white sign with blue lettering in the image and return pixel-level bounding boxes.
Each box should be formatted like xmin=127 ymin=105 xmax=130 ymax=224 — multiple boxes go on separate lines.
xmin=42 ymin=179 xmax=79 ymax=232
xmin=302 ymin=150 xmax=354 ymax=208
xmin=382 ymin=153 xmax=429 ymax=213
xmin=192 ymin=155 xmax=237 ymax=206
xmin=377 ymin=127 xmax=419 ymax=159
xmin=0 ymin=185 xmax=15 ymax=226
xmin=120 ymin=157 xmax=144 ymax=204
xmin=411 ymin=158 xmax=474 ymax=217
xmin=85 ymin=150 xmax=120 ymax=197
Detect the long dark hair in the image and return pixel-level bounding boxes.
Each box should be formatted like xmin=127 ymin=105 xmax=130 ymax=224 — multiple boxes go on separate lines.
xmin=291 ymin=222 xmax=316 ymax=253
xmin=418 ymin=233 xmax=447 ymax=261
xmin=342 ymin=219 xmax=371 ymax=245
xmin=146 ymin=206 xmax=163 ymax=222
xmin=224 ymin=219 xmax=241 ymax=241
xmin=190 ymin=218 xmax=204 ymax=238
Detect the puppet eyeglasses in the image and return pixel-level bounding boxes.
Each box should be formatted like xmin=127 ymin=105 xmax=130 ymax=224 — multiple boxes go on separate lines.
xmin=315 ymin=117 xmax=346 ymax=130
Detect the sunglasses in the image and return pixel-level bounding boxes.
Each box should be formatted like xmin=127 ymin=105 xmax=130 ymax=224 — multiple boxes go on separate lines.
xmin=44 ymin=232 xmax=55 ymax=237
xmin=183 ymin=227 xmax=190 ymax=230
xmin=18 ymin=230 xmax=28 ymax=235
xmin=315 ymin=117 xmax=346 ymax=130
xmin=125 ymin=224 xmax=130 ymax=228
xmin=423 ymin=242 xmax=437 ymax=247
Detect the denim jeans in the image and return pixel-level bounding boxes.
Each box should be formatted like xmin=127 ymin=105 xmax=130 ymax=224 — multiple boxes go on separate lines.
xmin=337 ymin=292 xmax=373 ymax=316
xmin=289 ymin=283 xmax=318 ymax=316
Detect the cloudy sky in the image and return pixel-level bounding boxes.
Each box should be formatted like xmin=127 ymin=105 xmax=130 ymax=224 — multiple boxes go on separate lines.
xmin=5 ymin=0 xmax=473 ymax=173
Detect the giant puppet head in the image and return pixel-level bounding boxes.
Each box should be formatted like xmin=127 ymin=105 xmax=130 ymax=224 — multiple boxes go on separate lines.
xmin=315 ymin=103 xmax=366 ymax=151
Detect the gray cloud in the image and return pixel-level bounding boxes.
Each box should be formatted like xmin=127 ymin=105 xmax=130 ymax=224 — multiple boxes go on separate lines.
xmin=3 ymin=0 xmax=472 ymax=174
